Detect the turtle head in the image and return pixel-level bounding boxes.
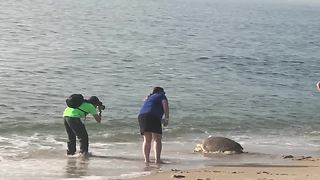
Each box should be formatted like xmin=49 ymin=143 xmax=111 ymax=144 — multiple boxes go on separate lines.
xmin=194 ymin=144 xmax=204 ymax=153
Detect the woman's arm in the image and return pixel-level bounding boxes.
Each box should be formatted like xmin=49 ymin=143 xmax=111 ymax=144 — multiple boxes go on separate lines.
xmin=93 ymin=112 xmax=101 ymax=123
xmin=162 ymin=99 xmax=169 ymax=126
xmin=88 ymin=104 xmax=102 ymax=123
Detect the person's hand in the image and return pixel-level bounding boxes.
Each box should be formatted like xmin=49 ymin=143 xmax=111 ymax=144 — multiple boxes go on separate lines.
xmin=93 ymin=114 xmax=101 ymax=123
xmin=162 ymin=118 xmax=169 ymax=127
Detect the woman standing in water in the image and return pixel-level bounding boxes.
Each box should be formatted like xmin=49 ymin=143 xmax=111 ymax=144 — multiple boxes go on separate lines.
xmin=138 ymin=87 xmax=169 ymax=163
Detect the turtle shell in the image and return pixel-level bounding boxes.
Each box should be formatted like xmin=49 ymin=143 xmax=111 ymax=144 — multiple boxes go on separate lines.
xmin=202 ymin=136 xmax=243 ymax=153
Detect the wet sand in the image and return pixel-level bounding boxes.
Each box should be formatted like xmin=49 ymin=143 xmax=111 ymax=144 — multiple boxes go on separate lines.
xmin=131 ymin=156 xmax=320 ymax=180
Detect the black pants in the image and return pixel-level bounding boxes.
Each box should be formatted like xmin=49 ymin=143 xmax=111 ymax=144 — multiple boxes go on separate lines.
xmin=64 ymin=117 xmax=89 ymax=155
xmin=138 ymin=113 xmax=162 ymax=135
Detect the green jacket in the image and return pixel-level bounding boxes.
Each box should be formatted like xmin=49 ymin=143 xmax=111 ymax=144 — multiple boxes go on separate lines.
xmin=63 ymin=102 xmax=97 ymax=118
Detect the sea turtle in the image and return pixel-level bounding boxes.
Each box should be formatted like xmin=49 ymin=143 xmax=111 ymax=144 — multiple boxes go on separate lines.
xmin=194 ymin=136 xmax=243 ymax=154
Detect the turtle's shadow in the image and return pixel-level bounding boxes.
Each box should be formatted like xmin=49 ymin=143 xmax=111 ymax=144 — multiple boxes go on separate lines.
xmin=200 ymin=152 xmax=245 ymax=158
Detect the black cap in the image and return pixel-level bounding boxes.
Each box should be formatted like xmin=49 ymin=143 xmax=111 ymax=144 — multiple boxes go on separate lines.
xmin=152 ymin=87 xmax=165 ymax=94
xmin=88 ymin=96 xmax=102 ymax=106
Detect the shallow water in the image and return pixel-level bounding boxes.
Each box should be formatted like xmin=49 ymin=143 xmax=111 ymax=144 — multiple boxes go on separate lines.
xmin=0 ymin=0 xmax=320 ymax=179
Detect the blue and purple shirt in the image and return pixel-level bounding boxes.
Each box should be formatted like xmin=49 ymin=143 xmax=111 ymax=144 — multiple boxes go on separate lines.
xmin=139 ymin=93 xmax=167 ymax=120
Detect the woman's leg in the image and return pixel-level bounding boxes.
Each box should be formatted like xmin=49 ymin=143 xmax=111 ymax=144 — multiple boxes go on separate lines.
xmin=76 ymin=124 xmax=89 ymax=154
xmin=64 ymin=117 xmax=77 ymax=155
xmin=142 ymin=132 xmax=152 ymax=163
xmin=152 ymin=133 xmax=162 ymax=163
xmin=66 ymin=118 xmax=89 ymax=154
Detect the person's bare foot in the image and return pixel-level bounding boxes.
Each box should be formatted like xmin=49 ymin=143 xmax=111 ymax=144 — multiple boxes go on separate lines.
xmin=155 ymin=160 xmax=165 ymax=164
xmin=79 ymin=152 xmax=91 ymax=159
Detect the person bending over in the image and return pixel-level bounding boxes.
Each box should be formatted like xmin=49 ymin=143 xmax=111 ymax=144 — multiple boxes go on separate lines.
xmin=138 ymin=87 xmax=169 ymax=163
xmin=63 ymin=94 xmax=105 ymax=156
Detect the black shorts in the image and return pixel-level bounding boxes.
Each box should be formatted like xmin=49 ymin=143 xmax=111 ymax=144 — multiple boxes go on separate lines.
xmin=138 ymin=113 xmax=162 ymax=135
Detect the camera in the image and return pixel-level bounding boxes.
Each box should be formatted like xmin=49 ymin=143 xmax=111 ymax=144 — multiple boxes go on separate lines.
xmin=87 ymin=96 xmax=105 ymax=111
xmin=99 ymin=105 xmax=105 ymax=110
xmin=97 ymin=102 xmax=105 ymax=111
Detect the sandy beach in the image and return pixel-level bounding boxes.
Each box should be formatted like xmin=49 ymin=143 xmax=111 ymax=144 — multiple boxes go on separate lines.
xmin=131 ymin=156 xmax=320 ymax=180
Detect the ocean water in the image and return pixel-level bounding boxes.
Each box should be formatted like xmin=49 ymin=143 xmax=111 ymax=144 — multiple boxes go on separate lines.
xmin=1 ymin=0 xmax=320 ymax=179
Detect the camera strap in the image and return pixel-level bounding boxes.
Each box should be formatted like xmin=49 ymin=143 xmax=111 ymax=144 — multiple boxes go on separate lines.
xmin=77 ymin=108 xmax=88 ymax=121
